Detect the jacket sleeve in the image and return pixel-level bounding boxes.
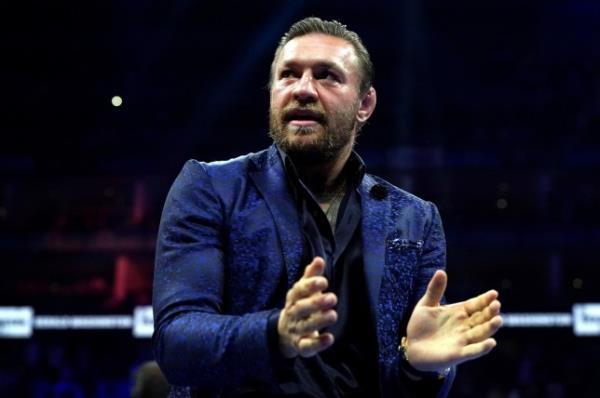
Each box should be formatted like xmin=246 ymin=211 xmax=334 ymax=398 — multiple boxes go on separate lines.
xmin=415 ymin=202 xmax=449 ymax=299
xmin=152 ymin=160 xmax=278 ymax=388
xmin=394 ymin=201 xmax=456 ymax=397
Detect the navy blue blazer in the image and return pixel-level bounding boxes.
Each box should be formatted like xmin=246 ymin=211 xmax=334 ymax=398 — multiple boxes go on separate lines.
xmin=153 ymin=145 xmax=455 ymax=397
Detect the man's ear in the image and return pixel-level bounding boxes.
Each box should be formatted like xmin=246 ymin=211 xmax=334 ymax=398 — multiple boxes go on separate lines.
xmin=356 ymin=87 xmax=377 ymax=124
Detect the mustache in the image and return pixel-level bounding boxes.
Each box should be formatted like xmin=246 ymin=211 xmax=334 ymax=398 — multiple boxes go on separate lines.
xmin=282 ymin=107 xmax=326 ymax=123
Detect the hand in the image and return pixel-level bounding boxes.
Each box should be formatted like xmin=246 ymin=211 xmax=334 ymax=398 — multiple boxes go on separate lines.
xmin=277 ymin=257 xmax=338 ymax=358
xmin=405 ymin=270 xmax=503 ymax=373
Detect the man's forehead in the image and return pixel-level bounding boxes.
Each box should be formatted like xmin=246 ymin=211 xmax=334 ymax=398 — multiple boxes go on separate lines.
xmin=277 ymin=33 xmax=358 ymax=69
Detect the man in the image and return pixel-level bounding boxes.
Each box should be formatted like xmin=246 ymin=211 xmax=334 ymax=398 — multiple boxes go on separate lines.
xmin=131 ymin=361 xmax=170 ymax=398
xmin=153 ymin=17 xmax=502 ymax=397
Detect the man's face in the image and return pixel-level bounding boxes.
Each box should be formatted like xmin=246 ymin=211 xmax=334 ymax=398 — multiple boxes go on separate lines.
xmin=269 ymin=33 xmax=366 ymax=162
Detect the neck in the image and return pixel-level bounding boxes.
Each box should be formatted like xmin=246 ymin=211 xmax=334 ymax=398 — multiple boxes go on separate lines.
xmin=290 ymin=142 xmax=353 ymax=199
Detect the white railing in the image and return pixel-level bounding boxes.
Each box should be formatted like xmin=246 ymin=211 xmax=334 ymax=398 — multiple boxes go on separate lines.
xmin=1 ymin=304 xmax=599 ymax=338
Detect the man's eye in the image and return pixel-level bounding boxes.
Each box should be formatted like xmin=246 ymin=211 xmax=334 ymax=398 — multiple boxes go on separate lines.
xmin=280 ymin=70 xmax=295 ymax=79
xmin=316 ymin=70 xmax=339 ymax=81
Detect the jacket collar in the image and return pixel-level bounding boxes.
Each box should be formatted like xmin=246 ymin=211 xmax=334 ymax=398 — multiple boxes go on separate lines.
xmin=248 ymin=146 xmax=303 ymax=286
xmin=248 ymin=145 xmax=389 ymax=311
xmin=358 ymin=175 xmax=390 ymax=323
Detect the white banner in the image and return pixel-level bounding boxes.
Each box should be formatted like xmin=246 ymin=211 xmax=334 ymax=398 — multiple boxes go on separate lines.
xmin=502 ymin=313 xmax=572 ymax=327
xmin=133 ymin=306 xmax=154 ymax=338
xmin=573 ymin=303 xmax=600 ymax=336
xmin=0 ymin=307 xmax=33 ymax=338
xmin=0 ymin=304 xmax=598 ymax=338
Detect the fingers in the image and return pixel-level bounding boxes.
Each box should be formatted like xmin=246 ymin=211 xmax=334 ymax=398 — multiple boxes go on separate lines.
xmin=458 ymin=314 xmax=502 ymax=366
xmin=297 ymin=332 xmax=335 ymax=358
xmin=286 ymin=257 xmax=328 ymax=305
xmin=465 ymin=315 xmax=503 ymax=344
xmin=303 ymin=256 xmax=325 ymax=278
xmin=467 ymin=300 xmax=501 ymax=327
xmin=278 ymin=257 xmax=337 ymax=358
xmin=407 ymin=280 xmax=503 ymax=369
xmin=464 ymin=289 xmax=498 ymax=316
xmin=420 ymin=270 xmax=447 ymax=307
xmin=464 ymin=297 xmax=502 ymax=344
xmin=286 ymin=279 xmax=337 ymax=337
xmin=460 ymin=338 xmax=497 ymax=362
xmin=294 ymin=309 xmax=338 ymax=335
xmin=286 ymin=277 xmax=328 ymax=305
xmin=292 ymin=293 xmax=337 ymax=319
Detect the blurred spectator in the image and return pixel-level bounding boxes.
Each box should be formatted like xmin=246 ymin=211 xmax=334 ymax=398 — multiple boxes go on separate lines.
xmin=131 ymin=361 xmax=169 ymax=398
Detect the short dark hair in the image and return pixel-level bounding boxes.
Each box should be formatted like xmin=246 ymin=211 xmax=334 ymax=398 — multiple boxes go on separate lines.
xmin=270 ymin=17 xmax=374 ymax=95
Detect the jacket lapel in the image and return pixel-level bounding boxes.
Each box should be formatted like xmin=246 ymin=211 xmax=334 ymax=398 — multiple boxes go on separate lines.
xmin=359 ymin=175 xmax=390 ymax=324
xmin=248 ymin=146 xmax=302 ymax=287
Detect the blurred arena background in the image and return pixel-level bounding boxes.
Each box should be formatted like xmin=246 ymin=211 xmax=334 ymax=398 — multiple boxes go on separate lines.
xmin=1 ymin=0 xmax=599 ymax=396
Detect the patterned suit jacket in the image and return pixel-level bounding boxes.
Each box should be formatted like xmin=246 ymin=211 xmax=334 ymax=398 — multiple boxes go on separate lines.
xmin=153 ymin=145 xmax=455 ymax=397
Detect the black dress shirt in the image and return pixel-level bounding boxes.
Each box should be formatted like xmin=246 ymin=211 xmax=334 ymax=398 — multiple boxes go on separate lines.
xmin=262 ymin=149 xmax=380 ymax=397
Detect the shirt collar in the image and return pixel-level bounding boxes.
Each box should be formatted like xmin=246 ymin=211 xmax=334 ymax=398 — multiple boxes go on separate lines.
xmin=275 ymin=145 xmax=366 ymax=191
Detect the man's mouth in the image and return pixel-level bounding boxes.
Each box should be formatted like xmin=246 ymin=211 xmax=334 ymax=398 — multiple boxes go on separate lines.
xmin=284 ymin=109 xmax=325 ymax=126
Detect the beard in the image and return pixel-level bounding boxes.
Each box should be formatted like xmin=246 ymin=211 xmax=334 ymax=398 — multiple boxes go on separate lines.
xmin=269 ymin=102 xmax=358 ymax=164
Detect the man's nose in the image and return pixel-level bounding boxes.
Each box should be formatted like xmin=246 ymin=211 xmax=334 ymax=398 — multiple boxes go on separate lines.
xmin=292 ymin=72 xmax=317 ymax=103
